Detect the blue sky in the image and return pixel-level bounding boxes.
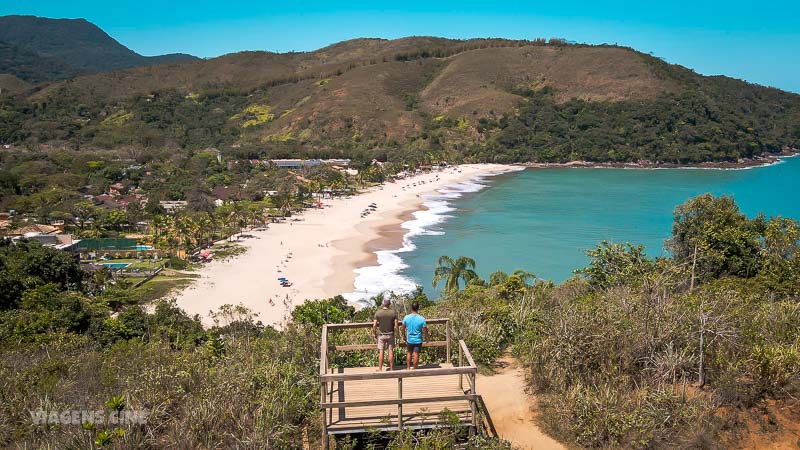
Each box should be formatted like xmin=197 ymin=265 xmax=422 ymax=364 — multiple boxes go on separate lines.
xmin=2 ymin=0 xmax=799 ymax=93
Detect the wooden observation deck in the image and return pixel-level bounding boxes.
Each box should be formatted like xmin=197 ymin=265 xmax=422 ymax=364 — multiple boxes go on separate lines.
xmin=319 ymin=318 xmax=496 ymax=447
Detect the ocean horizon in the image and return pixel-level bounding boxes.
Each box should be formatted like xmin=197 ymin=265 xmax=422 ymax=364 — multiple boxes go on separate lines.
xmin=347 ymin=155 xmax=800 ymax=300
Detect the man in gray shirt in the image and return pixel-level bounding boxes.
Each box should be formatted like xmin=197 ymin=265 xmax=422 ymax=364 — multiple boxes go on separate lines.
xmin=373 ymin=297 xmax=398 ymax=371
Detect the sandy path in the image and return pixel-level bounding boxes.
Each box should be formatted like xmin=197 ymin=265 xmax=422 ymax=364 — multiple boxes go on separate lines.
xmin=172 ymin=164 xmax=516 ymax=327
xmin=478 ymin=357 xmax=565 ymax=450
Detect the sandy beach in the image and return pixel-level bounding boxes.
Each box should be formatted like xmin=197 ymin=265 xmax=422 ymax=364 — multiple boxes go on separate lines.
xmin=172 ymin=164 xmax=516 ymax=327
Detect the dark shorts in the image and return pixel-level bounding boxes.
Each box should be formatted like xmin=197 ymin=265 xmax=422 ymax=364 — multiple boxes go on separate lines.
xmin=406 ymin=343 xmax=422 ymax=353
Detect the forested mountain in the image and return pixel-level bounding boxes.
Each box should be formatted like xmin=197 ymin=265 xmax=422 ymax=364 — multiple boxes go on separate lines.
xmin=0 ymin=15 xmax=197 ymax=82
xmin=0 ymin=40 xmax=79 ymax=83
xmin=0 ymin=17 xmax=798 ymax=164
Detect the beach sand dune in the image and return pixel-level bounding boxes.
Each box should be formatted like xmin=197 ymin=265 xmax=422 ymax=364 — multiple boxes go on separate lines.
xmin=172 ymin=164 xmax=515 ymax=327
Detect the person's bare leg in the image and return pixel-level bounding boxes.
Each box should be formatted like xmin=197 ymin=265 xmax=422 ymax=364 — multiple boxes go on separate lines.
xmin=377 ymin=349 xmax=384 ymax=371
xmin=388 ymin=347 xmax=394 ymax=370
xmin=406 ymin=351 xmax=411 ymax=370
xmin=413 ymin=351 xmax=419 ymax=369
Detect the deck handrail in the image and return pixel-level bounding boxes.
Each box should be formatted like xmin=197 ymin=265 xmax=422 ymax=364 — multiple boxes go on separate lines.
xmin=475 ymin=395 xmax=499 ymax=438
xmin=321 ymin=364 xmax=475 ymax=382
xmin=459 ymin=339 xmax=477 ymax=368
xmin=324 ymin=317 xmax=453 ymax=363
xmin=334 ymin=340 xmax=447 ymax=351
xmin=325 ymin=317 xmax=450 ymax=330
xmin=321 ymin=393 xmax=478 ymax=409
xmin=320 ymin=324 xmax=328 ymax=376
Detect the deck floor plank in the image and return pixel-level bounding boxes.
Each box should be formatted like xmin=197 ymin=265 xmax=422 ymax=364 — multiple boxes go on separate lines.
xmin=325 ymin=364 xmax=472 ymax=433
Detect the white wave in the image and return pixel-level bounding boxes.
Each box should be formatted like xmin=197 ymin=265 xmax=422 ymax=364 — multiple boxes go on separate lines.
xmin=342 ymin=170 xmax=519 ymax=303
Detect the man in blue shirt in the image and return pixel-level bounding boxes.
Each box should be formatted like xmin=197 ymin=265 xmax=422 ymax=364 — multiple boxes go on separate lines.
xmin=400 ymin=302 xmax=428 ymax=370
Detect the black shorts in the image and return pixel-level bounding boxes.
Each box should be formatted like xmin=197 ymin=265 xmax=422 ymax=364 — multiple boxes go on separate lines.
xmin=407 ymin=343 xmax=422 ymax=353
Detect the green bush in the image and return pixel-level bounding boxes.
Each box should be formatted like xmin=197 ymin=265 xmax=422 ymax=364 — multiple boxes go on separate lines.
xmin=166 ymin=256 xmax=189 ymax=270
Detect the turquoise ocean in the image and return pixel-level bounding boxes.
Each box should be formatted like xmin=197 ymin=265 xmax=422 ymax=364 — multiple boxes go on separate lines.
xmin=345 ymin=156 xmax=800 ymax=300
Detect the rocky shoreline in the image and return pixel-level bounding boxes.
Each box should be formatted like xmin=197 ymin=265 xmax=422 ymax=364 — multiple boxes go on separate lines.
xmin=518 ymin=148 xmax=800 ymax=170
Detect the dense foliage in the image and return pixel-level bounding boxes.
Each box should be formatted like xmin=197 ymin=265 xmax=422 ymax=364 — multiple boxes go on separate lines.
xmin=1 ymin=194 xmax=799 ymax=447
xmin=0 ymin=239 xmax=83 ymax=310
xmin=0 ymin=144 xmax=363 ymax=233
xmin=425 ymin=195 xmax=800 ymax=447
xmin=0 ymin=238 xmax=320 ymax=447
xmin=3 ymin=72 xmax=797 ymax=166
xmin=0 ymin=40 xmax=78 ymax=83
xmin=466 ymin=82 xmax=800 ymax=163
xmin=0 ymin=239 xmax=509 ymax=448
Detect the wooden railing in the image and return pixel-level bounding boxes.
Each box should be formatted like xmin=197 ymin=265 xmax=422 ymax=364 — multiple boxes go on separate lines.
xmin=319 ymin=319 xmax=486 ymax=447
xmin=475 ymin=394 xmax=499 ymax=438
xmin=324 ymin=318 xmax=451 ymax=361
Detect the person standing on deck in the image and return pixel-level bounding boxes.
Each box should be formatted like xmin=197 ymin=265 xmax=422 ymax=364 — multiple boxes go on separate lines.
xmin=401 ymin=302 xmax=428 ymax=370
xmin=373 ymin=297 xmax=398 ymax=371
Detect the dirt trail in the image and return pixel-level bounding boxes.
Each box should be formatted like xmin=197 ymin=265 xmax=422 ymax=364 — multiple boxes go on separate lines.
xmin=726 ymin=400 xmax=800 ymax=449
xmin=477 ymin=357 xmax=565 ymax=450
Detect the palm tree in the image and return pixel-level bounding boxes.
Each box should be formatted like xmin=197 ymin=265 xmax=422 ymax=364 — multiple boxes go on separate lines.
xmin=331 ymin=178 xmax=346 ymax=197
xmin=175 ymin=215 xmax=198 ymax=251
xmin=489 ymin=270 xmax=508 ymax=286
xmin=510 ymin=269 xmax=537 ymax=286
xmin=229 ymin=202 xmax=248 ymax=237
xmin=216 ymin=208 xmax=233 ymax=238
xmin=489 ymin=269 xmax=536 ymax=287
xmin=277 ymin=194 xmax=293 ymax=217
xmin=309 ymin=178 xmax=324 ymax=200
xmin=195 ymin=213 xmax=214 ymax=247
xmin=205 ymin=214 xmax=218 ymax=244
xmin=247 ymin=205 xmax=264 ymax=228
xmin=432 ymin=256 xmax=478 ymax=293
xmin=150 ymin=215 xmax=166 ymax=247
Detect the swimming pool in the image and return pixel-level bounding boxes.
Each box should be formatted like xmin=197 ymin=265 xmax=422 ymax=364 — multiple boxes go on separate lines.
xmin=102 ymin=263 xmax=131 ymax=270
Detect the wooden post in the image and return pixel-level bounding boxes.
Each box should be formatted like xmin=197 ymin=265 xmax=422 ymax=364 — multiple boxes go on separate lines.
xmin=459 ymin=341 xmax=465 ymax=393
xmin=397 ymin=377 xmax=404 ymax=431
xmin=329 ymin=375 xmax=334 ymax=424
xmin=321 ymin=382 xmax=329 ymax=449
xmin=445 ymin=321 xmax=451 ymax=365
xmin=320 ymin=325 xmax=330 ymax=438
xmin=469 ymin=373 xmax=477 ymax=436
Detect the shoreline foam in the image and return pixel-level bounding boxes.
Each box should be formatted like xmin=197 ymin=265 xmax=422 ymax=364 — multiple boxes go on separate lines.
xmin=343 ymin=167 xmax=525 ymax=304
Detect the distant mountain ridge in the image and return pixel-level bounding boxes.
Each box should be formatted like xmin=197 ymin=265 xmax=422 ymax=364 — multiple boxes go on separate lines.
xmin=0 ymin=17 xmax=798 ymax=165
xmin=0 ymin=15 xmax=197 ymax=82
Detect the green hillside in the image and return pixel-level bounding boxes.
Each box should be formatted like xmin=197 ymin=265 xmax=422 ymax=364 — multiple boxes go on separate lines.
xmin=0 ymin=19 xmax=798 ymax=164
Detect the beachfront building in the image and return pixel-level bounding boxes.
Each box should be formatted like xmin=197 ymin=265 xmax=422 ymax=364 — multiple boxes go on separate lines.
xmin=3 ymin=224 xmax=81 ymax=253
xmin=159 ymin=201 xmax=188 ymax=213
xmin=4 ymin=223 xmax=64 ymax=236
xmin=324 ymin=159 xmax=352 ymax=166
xmin=22 ymin=233 xmax=81 ymax=253
xmin=269 ymin=159 xmax=351 ymax=169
